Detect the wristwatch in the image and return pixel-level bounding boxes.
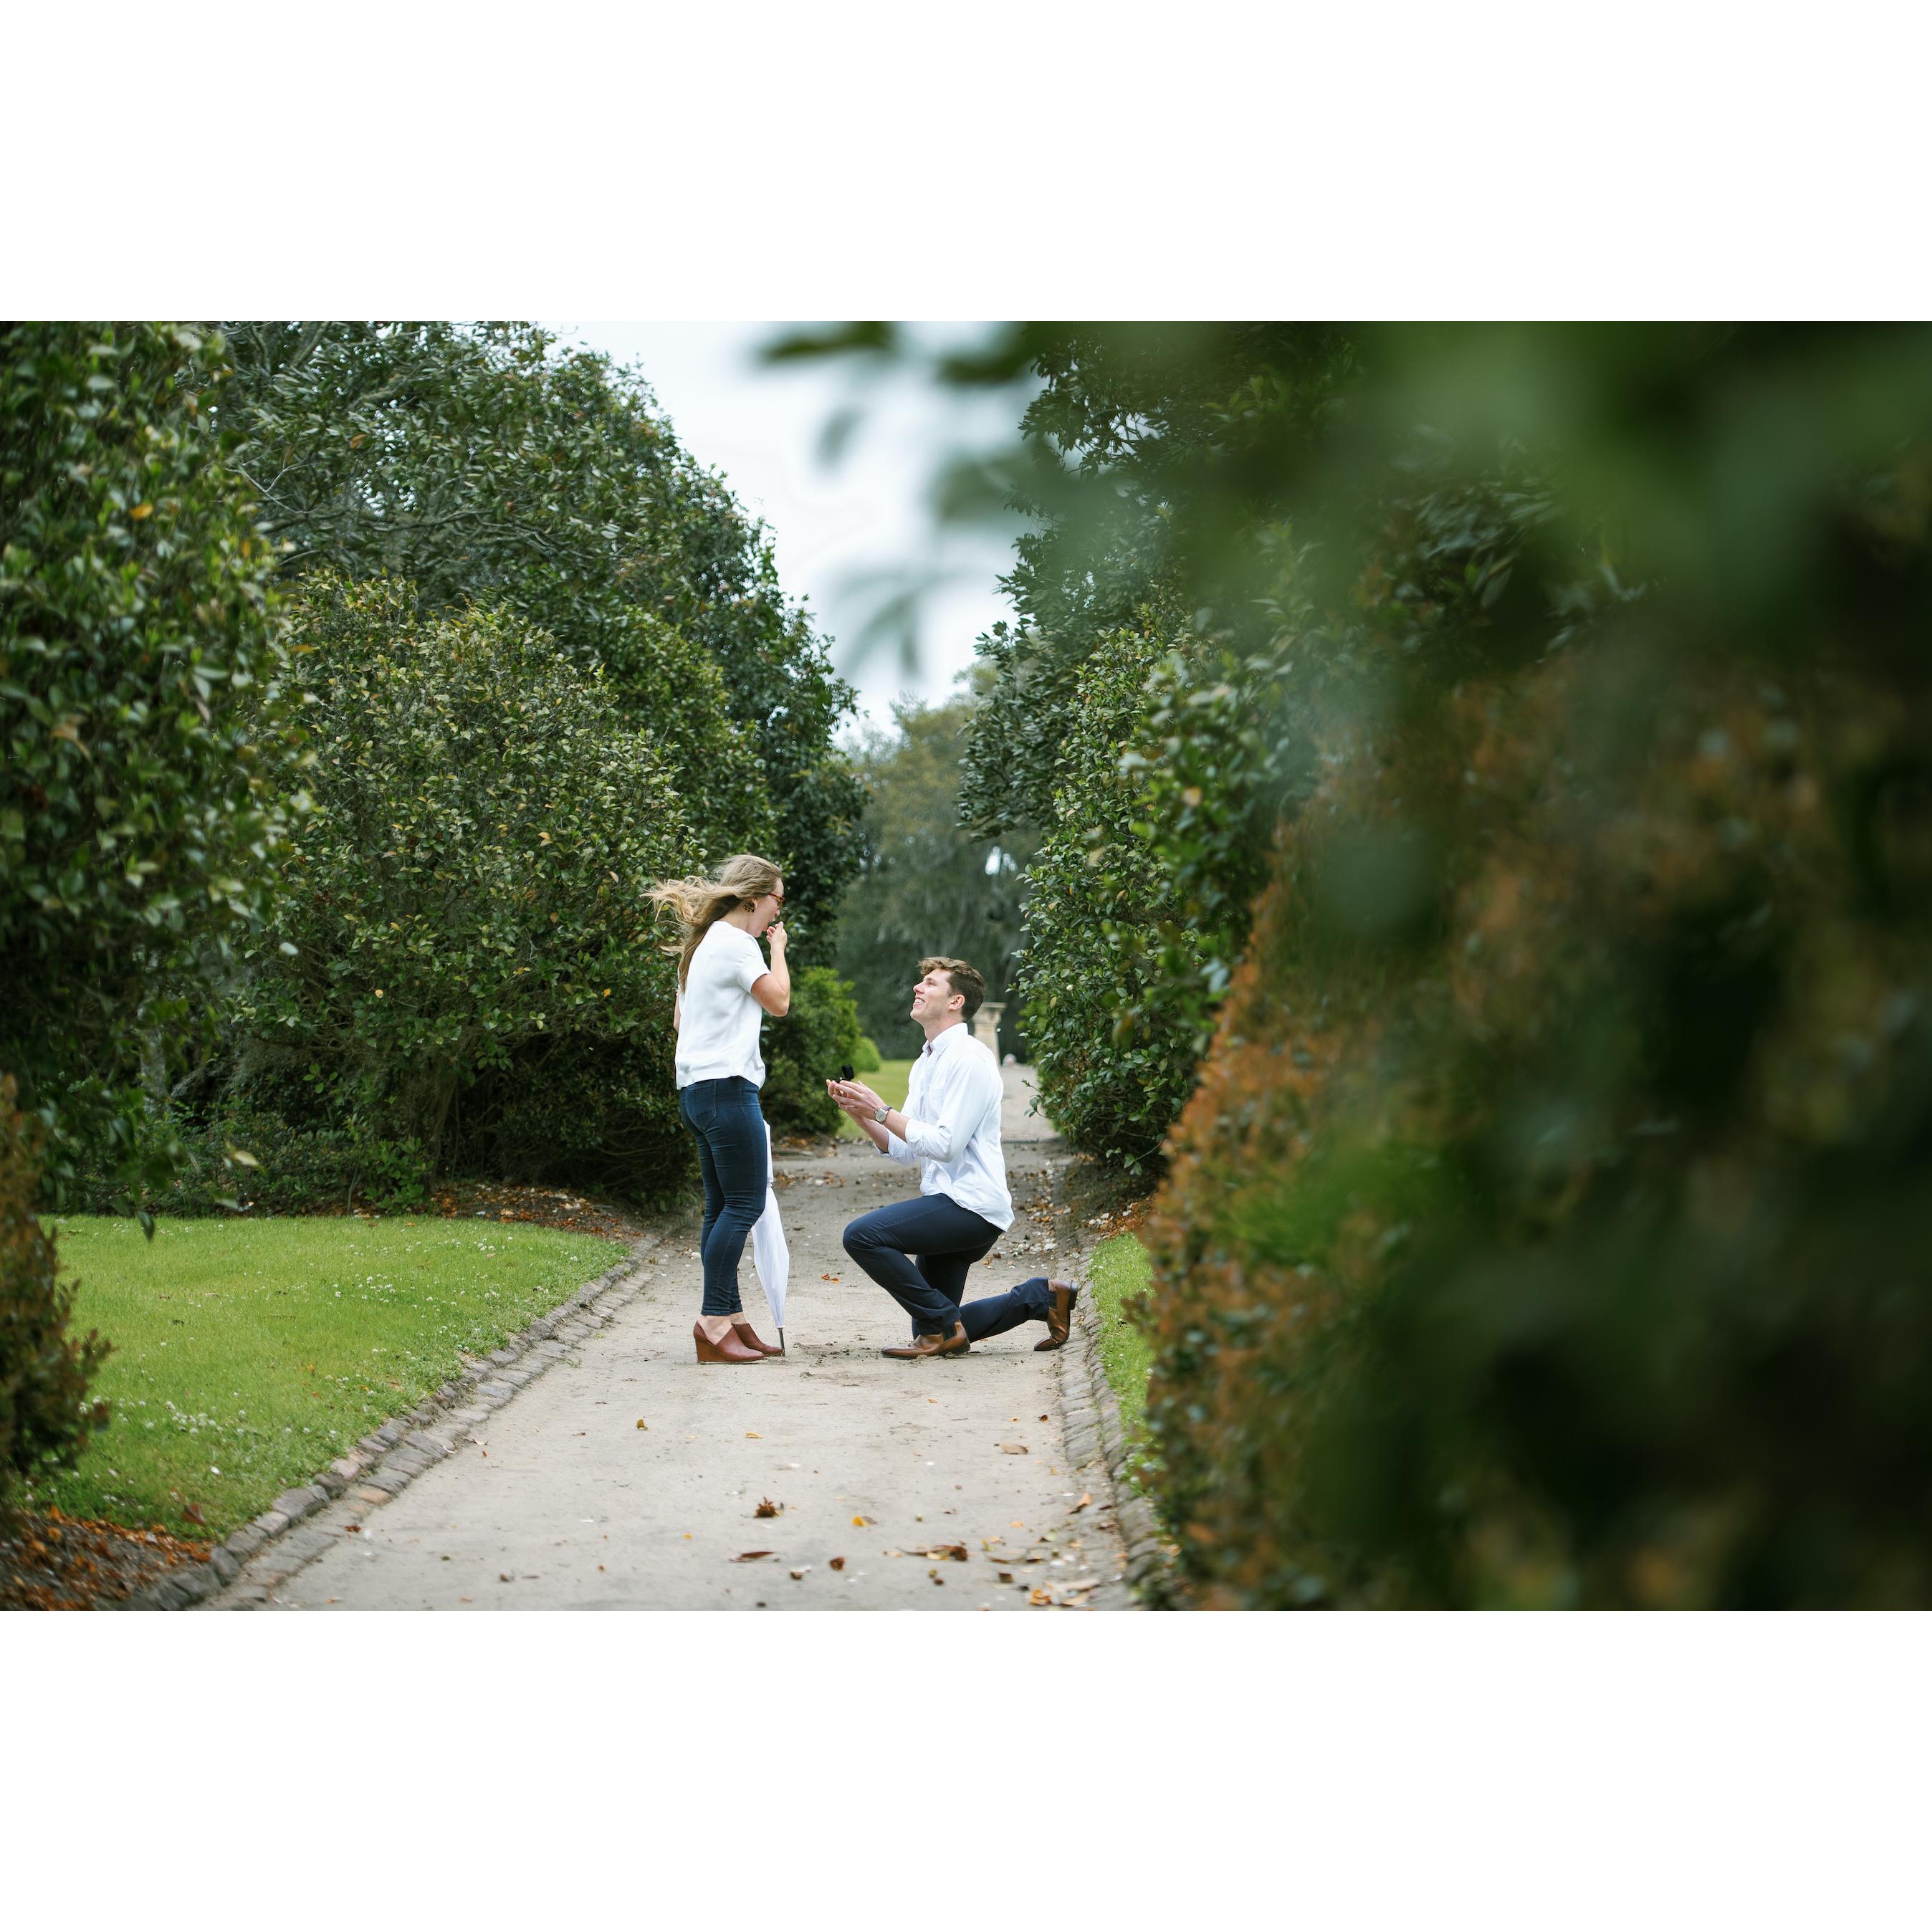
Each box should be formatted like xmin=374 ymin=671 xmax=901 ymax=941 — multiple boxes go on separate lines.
xmin=874 ymin=1104 xmax=890 ymax=1125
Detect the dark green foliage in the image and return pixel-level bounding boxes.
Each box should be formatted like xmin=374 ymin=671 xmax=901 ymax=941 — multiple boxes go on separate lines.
xmin=0 ymin=1077 xmax=110 ymax=1520
xmin=228 ymin=575 xmax=694 ymax=1200
xmin=0 ymin=322 xmax=300 ymax=1208
xmin=761 ymin=966 xmax=862 ymax=1137
xmin=216 ymin=322 xmax=863 ymax=950
xmin=833 ymin=697 xmax=1033 ymax=1055
xmin=1141 ymin=323 xmax=1932 ymax=1607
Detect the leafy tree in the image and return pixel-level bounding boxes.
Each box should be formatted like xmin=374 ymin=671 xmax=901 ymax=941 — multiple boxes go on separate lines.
xmin=229 ymin=575 xmax=695 ymax=1200
xmin=0 ymin=322 xmax=301 ymax=1211
xmin=1013 ymin=619 xmax=1198 ymax=1169
xmin=833 ymin=695 xmax=1034 ymax=1055
xmin=955 ymin=323 xmax=1357 ymax=843
xmin=216 ymin=322 xmax=864 ymax=951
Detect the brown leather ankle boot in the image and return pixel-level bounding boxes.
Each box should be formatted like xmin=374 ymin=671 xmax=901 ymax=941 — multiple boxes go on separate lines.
xmin=1035 ymin=1280 xmax=1079 ymax=1351
xmin=694 ymin=1319 xmax=765 ymax=1364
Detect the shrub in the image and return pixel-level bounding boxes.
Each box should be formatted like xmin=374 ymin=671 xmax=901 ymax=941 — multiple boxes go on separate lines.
xmin=853 ymin=1035 xmax=882 ymax=1073
xmin=761 ymin=966 xmax=861 ymax=1137
xmin=0 ymin=322 xmax=298 ymax=1208
xmin=228 ymin=575 xmax=694 ymax=1192
xmin=0 ymin=1077 xmax=109 ymax=1522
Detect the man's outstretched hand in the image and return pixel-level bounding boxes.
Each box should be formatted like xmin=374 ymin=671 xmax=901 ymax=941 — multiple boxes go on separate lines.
xmin=826 ymin=1078 xmax=885 ymax=1119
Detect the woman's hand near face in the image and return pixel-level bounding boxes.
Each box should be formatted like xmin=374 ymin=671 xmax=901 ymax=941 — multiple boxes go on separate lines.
xmin=766 ymin=917 xmax=788 ymax=952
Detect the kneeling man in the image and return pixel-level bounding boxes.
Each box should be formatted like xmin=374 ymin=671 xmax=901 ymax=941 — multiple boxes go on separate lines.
xmin=831 ymin=956 xmax=1076 ymax=1359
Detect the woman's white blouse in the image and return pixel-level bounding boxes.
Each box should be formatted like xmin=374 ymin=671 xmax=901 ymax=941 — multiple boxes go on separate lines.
xmin=675 ymin=921 xmax=770 ymax=1088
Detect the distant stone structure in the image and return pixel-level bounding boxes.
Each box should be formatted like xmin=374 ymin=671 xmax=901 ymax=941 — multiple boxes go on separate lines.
xmin=973 ymin=1000 xmax=1005 ymax=1058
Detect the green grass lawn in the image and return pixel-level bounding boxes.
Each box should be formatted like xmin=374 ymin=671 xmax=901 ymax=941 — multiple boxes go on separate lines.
xmin=31 ymin=1215 xmax=628 ymax=1539
xmin=1088 ymin=1230 xmax=1157 ymax=1488
xmin=833 ymin=1058 xmax=914 ymax=1140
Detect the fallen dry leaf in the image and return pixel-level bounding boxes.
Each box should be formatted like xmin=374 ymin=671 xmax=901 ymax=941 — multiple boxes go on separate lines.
xmin=828 ymin=1556 xmax=846 ymax=1571
xmin=745 ymin=1431 xmax=762 ymax=1439
xmin=929 ymin=1570 xmax=945 ymax=1585
xmin=1073 ymin=1492 xmax=1092 ymax=1511
xmin=732 ymin=1551 xmax=775 ymax=1562
xmin=635 ymin=1419 xmax=647 ymax=1430
xmin=755 ymin=1497 xmax=781 ymax=1519
xmin=851 ymin=1513 xmax=873 ymax=1526
xmin=1038 ymin=1414 xmax=1048 ymax=1422
xmin=183 ymin=1501 xmax=206 ymax=1526
xmin=998 ymin=1571 xmax=1015 ymax=1583
xmin=1028 ymin=1587 xmax=1053 ymax=1606
xmin=790 ymin=1567 xmax=810 ymax=1579
xmin=999 ymin=1443 xmax=1029 ymax=1455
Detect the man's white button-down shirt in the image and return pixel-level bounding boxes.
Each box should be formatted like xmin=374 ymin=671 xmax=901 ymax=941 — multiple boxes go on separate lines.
xmin=885 ymin=1022 xmax=1014 ymax=1230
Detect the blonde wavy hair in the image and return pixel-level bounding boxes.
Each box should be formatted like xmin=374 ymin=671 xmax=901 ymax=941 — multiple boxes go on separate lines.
xmin=646 ymin=853 xmax=783 ymax=990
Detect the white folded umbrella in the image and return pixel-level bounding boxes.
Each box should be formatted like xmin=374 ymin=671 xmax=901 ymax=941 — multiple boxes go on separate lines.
xmin=750 ymin=1122 xmax=790 ymax=1344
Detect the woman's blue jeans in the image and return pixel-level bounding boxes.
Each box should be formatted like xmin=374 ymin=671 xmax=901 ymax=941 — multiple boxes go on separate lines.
xmin=679 ymin=1076 xmax=767 ymax=1317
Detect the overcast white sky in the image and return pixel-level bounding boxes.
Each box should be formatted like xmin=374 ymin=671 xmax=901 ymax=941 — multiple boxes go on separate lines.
xmin=545 ymin=321 xmax=1036 ymax=741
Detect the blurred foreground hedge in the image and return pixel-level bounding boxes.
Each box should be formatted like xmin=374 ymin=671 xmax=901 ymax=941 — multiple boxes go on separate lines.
xmin=1139 ymin=326 xmax=1932 ymax=1607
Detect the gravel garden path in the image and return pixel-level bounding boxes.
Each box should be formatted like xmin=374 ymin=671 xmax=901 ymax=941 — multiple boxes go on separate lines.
xmin=207 ymin=1068 xmax=1134 ymax=1612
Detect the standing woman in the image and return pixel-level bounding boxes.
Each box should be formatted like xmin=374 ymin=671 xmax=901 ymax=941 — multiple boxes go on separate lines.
xmin=647 ymin=854 xmax=790 ymax=1364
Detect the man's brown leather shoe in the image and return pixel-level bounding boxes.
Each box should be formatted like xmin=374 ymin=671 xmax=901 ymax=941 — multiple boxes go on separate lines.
xmin=732 ymin=1319 xmax=783 ymax=1356
xmin=1035 ymin=1280 xmax=1079 ymax=1351
xmin=881 ymin=1323 xmax=970 ymax=1360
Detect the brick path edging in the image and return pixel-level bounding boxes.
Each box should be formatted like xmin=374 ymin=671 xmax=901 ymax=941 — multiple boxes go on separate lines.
xmin=1056 ymin=1283 xmax=1184 ymax=1608
xmin=116 ymin=1233 xmax=666 ymax=1611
